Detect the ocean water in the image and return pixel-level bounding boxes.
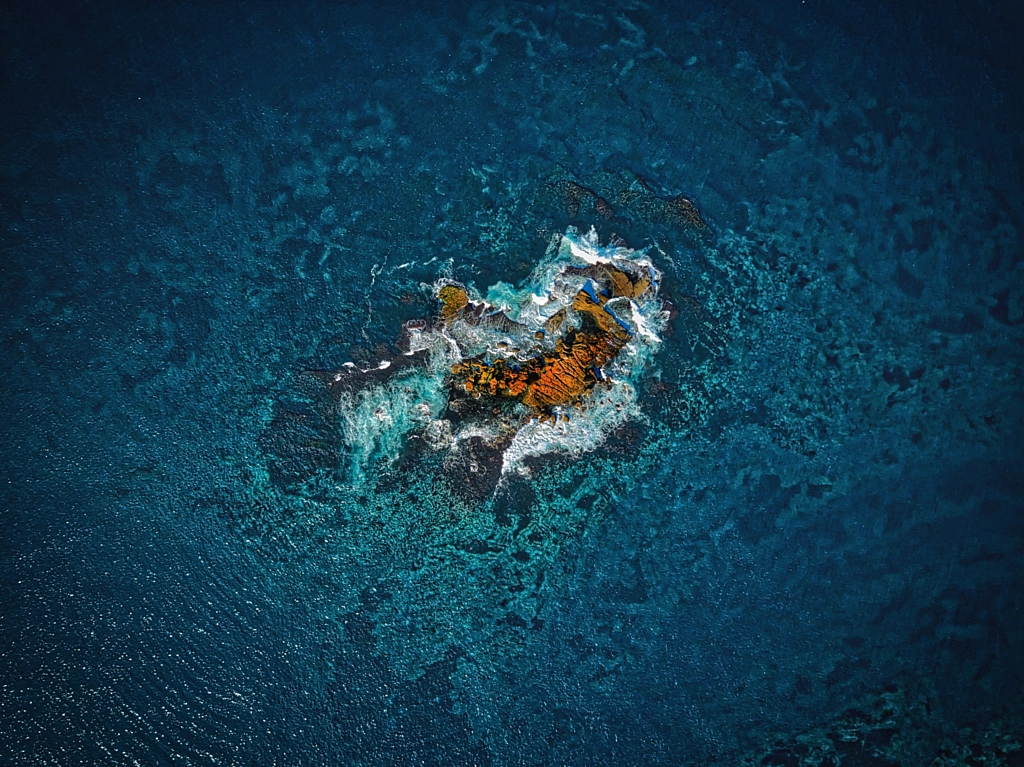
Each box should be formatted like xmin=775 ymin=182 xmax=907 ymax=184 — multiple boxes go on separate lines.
xmin=1 ymin=1 xmax=1022 ymax=764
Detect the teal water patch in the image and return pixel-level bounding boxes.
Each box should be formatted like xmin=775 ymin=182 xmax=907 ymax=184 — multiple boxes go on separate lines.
xmin=335 ymin=366 xmax=450 ymax=485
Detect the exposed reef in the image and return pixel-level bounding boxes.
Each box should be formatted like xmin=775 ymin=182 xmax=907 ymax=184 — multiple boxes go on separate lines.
xmin=448 ymin=260 xmax=648 ymax=418
xmin=303 ymin=227 xmax=673 ymax=493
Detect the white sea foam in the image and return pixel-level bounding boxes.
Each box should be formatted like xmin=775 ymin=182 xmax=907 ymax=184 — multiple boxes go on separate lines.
xmin=337 ymin=368 xmax=449 ymax=481
xmin=501 ymin=381 xmax=641 ymax=475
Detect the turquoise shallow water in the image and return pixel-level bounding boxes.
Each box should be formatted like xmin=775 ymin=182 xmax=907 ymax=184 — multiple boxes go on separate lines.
xmin=1 ymin=1 xmax=1023 ymax=764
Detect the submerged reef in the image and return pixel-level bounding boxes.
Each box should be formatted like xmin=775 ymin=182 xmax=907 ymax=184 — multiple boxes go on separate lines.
xmin=325 ymin=227 xmax=669 ymax=491
xmin=546 ymin=172 xmax=708 ymax=230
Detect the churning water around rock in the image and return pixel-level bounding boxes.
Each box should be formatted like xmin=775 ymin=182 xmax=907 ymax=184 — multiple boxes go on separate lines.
xmin=1 ymin=1 xmax=1023 ymax=765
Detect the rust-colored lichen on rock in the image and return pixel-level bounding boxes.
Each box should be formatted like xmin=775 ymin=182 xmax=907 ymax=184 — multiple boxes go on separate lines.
xmin=522 ymin=328 xmax=624 ymax=411
xmin=437 ymin=284 xmax=469 ymax=319
xmin=565 ymin=264 xmax=653 ymax=300
xmin=445 ymin=261 xmax=649 ymax=420
xmin=451 ymin=323 xmax=624 ymax=418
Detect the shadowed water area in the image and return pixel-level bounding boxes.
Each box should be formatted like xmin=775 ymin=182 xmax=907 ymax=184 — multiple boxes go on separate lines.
xmin=1 ymin=1 xmax=1023 ymax=764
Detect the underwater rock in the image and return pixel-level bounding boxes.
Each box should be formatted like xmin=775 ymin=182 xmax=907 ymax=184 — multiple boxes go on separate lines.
xmin=662 ymin=193 xmax=707 ymax=228
xmin=550 ymin=179 xmax=617 ymax=220
xmin=540 ymin=170 xmax=708 ymax=232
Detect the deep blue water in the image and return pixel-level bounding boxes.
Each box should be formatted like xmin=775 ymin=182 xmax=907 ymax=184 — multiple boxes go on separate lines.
xmin=2 ymin=1 xmax=1023 ymax=764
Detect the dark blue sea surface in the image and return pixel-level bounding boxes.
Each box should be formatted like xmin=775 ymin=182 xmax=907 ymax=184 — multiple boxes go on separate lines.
xmin=2 ymin=1 xmax=1023 ymax=764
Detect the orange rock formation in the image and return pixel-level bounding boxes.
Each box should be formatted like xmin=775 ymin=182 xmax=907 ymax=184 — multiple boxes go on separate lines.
xmin=445 ymin=267 xmax=645 ymax=418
